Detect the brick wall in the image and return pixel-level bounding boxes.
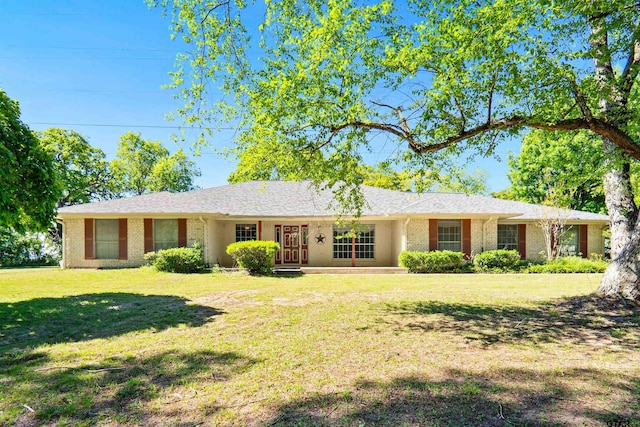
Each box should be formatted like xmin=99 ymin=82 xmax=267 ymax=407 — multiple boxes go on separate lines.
xmin=63 ymin=217 xmax=203 ymax=268
xmin=406 ymin=219 xmax=429 ymax=252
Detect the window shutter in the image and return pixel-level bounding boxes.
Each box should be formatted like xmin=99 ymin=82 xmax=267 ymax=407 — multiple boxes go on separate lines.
xmin=462 ymin=219 xmax=471 ymax=258
xmin=178 ymin=218 xmax=187 ymax=247
xmin=429 ymin=219 xmax=438 ymax=251
xmin=517 ymin=224 xmax=527 ymax=260
xmin=579 ymin=225 xmax=588 ymax=258
xmin=118 ymin=218 xmax=128 ymax=260
xmin=144 ymin=219 xmax=153 ymax=253
xmin=84 ymin=218 xmax=94 ymax=260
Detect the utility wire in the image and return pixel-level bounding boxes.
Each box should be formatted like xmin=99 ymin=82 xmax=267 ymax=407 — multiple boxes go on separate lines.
xmin=30 ymin=122 xmax=239 ymax=130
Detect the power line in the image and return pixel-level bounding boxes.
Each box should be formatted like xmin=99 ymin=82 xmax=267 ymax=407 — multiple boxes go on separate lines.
xmin=30 ymin=122 xmax=238 ymax=130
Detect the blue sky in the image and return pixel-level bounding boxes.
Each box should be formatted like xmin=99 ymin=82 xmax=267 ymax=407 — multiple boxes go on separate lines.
xmin=0 ymin=0 xmax=517 ymax=192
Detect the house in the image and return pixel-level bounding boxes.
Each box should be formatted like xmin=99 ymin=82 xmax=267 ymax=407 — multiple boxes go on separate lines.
xmin=56 ymin=180 xmax=609 ymax=269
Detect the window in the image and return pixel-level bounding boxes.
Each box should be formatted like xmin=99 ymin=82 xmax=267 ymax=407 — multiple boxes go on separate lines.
xmin=438 ymin=220 xmax=461 ymax=252
xmin=560 ymin=226 xmax=579 ymax=256
xmin=333 ymin=225 xmax=375 ymax=259
xmin=95 ymin=219 xmax=119 ymax=259
xmin=236 ymin=224 xmax=257 ymax=242
xmin=154 ymin=219 xmax=178 ymax=251
xmin=497 ymin=224 xmax=519 ymax=251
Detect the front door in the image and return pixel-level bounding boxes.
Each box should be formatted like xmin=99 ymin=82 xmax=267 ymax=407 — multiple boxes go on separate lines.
xmin=275 ymin=225 xmax=308 ymax=265
xmin=283 ymin=225 xmax=300 ymax=263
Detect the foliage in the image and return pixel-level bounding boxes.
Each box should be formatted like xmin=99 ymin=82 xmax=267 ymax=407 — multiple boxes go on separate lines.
xmin=144 ymin=245 xmax=206 ymax=273
xmin=151 ymin=0 xmax=640 ymax=300
xmin=0 ymin=228 xmax=60 ymax=267
xmin=0 ymin=89 xmax=58 ymax=231
xmin=360 ymin=164 xmax=488 ymax=194
xmin=528 ymin=256 xmax=609 ymax=274
xmin=110 ymin=132 xmax=200 ymax=197
xmin=473 ymin=250 xmax=521 ymax=273
xmin=226 ymin=240 xmax=280 ymax=275
xmin=37 ymin=128 xmax=112 ymax=209
xmin=506 ymin=131 xmax=609 ymax=213
xmin=399 ymin=250 xmax=465 ymax=274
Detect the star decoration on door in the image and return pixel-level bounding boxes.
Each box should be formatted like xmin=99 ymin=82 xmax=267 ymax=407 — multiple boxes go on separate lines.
xmin=315 ymin=233 xmax=326 ymax=244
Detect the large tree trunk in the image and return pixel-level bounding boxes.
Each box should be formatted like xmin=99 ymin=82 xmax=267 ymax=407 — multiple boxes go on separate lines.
xmin=597 ymin=141 xmax=640 ymax=302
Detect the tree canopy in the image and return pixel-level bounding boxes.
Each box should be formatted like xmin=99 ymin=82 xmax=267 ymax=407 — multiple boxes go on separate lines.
xmin=151 ymin=0 xmax=640 ymax=300
xmin=110 ymin=131 xmax=200 ymax=196
xmin=0 ymin=89 xmax=57 ymax=231
xmin=38 ymin=128 xmax=112 ymax=209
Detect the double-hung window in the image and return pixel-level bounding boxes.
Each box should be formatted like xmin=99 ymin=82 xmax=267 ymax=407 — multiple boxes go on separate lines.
xmin=437 ymin=220 xmax=461 ymax=252
xmin=560 ymin=226 xmax=579 ymax=256
xmin=154 ymin=219 xmax=179 ymax=251
xmin=94 ymin=219 xmax=120 ymax=259
xmin=497 ymin=224 xmax=519 ymax=251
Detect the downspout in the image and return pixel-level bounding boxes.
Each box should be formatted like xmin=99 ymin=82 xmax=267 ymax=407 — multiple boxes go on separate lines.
xmin=403 ymin=217 xmax=411 ymax=252
xmin=56 ymin=219 xmax=64 ymax=268
xmin=481 ymin=216 xmax=495 ymax=253
xmin=198 ymin=216 xmax=208 ymax=266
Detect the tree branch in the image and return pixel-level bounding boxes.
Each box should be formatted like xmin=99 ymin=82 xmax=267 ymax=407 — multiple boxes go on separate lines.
xmin=321 ymin=114 xmax=640 ymax=161
xmin=619 ymin=36 xmax=640 ymax=101
xmin=568 ymin=78 xmax=594 ymax=122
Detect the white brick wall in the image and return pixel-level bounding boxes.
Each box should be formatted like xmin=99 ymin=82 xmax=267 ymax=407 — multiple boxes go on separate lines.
xmin=406 ymin=219 xmax=429 ymax=252
xmin=63 ymin=217 xmax=203 ymax=268
xmin=471 ymin=219 xmax=484 ymax=256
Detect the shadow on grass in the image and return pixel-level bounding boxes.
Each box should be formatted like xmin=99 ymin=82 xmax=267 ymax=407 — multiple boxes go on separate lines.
xmin=263 ymin=368 xmax=640 ymax=427
xmin=0 ymin=293 xmax=222 ymax=353
xmin=3 ymin=349 xmax=258 ymax=426
xmin=381 ymin=295 xmax=640 ymax=348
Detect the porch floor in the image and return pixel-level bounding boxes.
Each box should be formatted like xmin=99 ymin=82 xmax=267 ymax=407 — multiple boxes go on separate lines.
xmin=299 ymin=266 xmax=408 ymax=274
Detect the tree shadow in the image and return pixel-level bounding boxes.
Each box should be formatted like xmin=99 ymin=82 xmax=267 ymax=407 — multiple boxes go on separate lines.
xmin=380 ymin=295 xmax=640 ymax=348
xmin=0 ymin=293 xmax=222 ymax=354
xmin=263 ymin=367 xmax=640 ymax=426
xmin=4 ymin=349 xmax=258 ymax=426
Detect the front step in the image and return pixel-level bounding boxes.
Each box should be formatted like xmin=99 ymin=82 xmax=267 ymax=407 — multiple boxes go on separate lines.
xmin=271 ymin=267 xmax=303 ymax=276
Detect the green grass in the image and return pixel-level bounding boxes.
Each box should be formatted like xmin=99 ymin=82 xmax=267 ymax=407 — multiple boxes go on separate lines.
xmin=1 ymin=268 xmax=639 ymax=426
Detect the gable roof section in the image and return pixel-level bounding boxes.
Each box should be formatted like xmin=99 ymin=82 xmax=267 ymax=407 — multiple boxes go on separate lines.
xmin=57 ymin=180 xmax=609 ymax=222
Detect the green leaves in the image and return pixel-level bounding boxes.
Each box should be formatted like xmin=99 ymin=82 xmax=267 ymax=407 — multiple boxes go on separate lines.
xmin=37 ymin=128 xmax=112 ymax=209
xmin=110 ymin=132 xmax=200 ymax=196
xmin=0 ymin=89 xmax=57 ymax=232
xmin=151 ymin=0 xmax=640 ymax=217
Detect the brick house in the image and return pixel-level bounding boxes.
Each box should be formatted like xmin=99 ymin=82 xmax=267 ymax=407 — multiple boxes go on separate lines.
xmin=56 ymin=181 xmax=609 ymax=268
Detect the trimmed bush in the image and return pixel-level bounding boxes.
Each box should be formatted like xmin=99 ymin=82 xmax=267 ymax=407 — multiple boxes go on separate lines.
xmin=145 ymin=245 xmax=206 ymax=273
xmin=473 ymin=250 xmax=521 ymax=272
xmin=399 ymin=250 xmax=465 ymax=273
xmin=528 ymin=256 xmax=608 ymax=273
xmin=226 ymin=240 xmax=280 ymax=275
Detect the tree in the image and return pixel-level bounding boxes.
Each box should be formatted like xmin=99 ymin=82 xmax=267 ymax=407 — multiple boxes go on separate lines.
xmin=110 ymin=132 xmax=200 ymax=196
xmin=151 ymin=1 xmax=640 ymax=302
xmin=0 ymin=89 xmax=57 ymax=231
xmin=504 ymin=129 xmax=640 ymax=214
xmin=38 ymin=128 xmax=112 ymax=208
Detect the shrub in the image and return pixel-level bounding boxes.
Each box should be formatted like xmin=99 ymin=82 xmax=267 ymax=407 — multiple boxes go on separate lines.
xmin=399 ymin=250 xmax=465 ymax=273
xmin=527 ymin=256 xmax=608 ymax=273
xmin=145 ymin=244 xmax=206 ymax=273
xmin=473 ymin=250 xmax=521 ymax=272
xmin=226 ymin=240 xmax=280 ymax=275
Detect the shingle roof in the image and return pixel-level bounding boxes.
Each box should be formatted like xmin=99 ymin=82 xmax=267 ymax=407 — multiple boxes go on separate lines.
xmin=57 ymin=180 xmax=609 ymax=222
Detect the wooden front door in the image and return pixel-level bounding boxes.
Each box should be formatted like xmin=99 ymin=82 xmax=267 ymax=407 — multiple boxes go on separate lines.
xmin=275 ymin=225 xmax=308 ymax=265
xmin=283 ymin=225 xmax=300 ymax=264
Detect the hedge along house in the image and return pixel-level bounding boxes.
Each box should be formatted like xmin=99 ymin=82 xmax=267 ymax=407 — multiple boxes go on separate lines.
xmin=56 ymin=180 xmax=609 ymax=269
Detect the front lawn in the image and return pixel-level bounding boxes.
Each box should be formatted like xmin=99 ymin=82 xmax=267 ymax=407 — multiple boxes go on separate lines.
xmin=1 ymin=268 xmax=638 ymax=426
